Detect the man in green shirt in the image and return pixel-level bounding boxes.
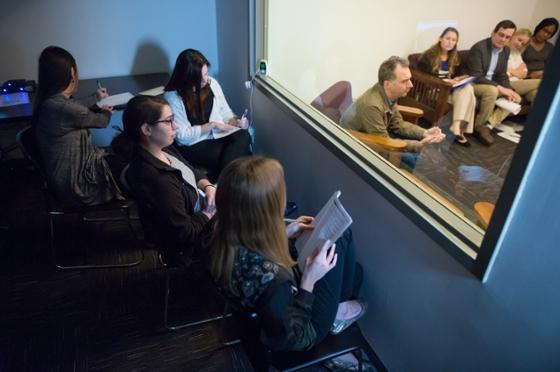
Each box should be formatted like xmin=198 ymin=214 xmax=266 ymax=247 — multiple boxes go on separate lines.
xmin=340 ymin=56 xmax=445 ymax=152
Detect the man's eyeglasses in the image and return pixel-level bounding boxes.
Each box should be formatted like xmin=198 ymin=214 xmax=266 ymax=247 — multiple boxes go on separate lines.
xmin=151 ymin=115 xmax=175 ymax=126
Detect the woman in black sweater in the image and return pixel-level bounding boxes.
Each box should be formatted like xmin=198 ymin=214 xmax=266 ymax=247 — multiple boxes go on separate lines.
xmin=208 ymin=156 xmax=366 ymax=368
xmin=111 ymin=95 xmax=215 ymax=264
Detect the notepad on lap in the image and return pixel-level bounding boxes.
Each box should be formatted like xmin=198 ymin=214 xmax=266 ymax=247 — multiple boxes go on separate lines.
xmin=294 ymin=191 xmax=353 ymax=271
xmin=212 ymin=126 xmax=241 ymax=139
xmin=96 ymin=92 xmax=134 ymax=108
xmin=443 ymin=76 xmax=476 ymax=89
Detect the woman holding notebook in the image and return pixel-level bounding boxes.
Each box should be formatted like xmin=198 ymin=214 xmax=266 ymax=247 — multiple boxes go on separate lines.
xmin=208 ymin=156 xmax=366 ymax=369
xmin=164 ymin=49 xmax=251 ymax=182
xmin=33 ymin=46 xmax=123 ymax=207
xmin=418 ymin=27 xmax=476 ymax=146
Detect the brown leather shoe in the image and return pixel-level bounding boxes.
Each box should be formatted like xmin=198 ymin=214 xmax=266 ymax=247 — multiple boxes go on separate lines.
xmin=475 ymin=126 xmax=494 ymax=146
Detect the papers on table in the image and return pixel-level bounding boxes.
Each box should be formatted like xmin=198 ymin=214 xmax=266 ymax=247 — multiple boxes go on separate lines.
xmin=138 ymin=85 xmax=165 ymax=96
xmin=96 ymin=92 xmax=134 ymax=108
xmin=294 ymin=191 xmax=353 ymax=271
xmin=0 ymin=92 xmax=30 ymax=107
xmin=495 ymin=98 xmax=522 ymax=115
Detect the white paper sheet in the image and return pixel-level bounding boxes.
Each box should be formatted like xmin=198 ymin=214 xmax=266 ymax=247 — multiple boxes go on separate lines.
xmin=294 ymin=191 xmax=353 ymax=271
xmin=96 ymin=92 xmax=134 ymax=108
xmin=138 ymin=86 xmax=165 ymax=96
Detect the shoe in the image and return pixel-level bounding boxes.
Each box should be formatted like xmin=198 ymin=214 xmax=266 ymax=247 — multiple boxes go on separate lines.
xmin=330 ymin=300 xmax=367 ymax=335
xmin=474 ymin=126 xmax=494 ymax=146
xmin=323 ymin=354 xmax=361 ymax=371
xmin=453 ymin=134 xmax=471 ymax=147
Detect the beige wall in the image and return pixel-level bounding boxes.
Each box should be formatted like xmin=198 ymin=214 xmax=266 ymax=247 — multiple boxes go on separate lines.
xmin=267 ymin=0 xmax=560 ymax=103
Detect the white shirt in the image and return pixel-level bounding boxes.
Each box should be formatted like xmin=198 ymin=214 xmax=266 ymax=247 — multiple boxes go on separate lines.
xmin=507 ymin=49 xmax=526 ymax=82
xmin=164 ymin=78 xmax=236 ymax=146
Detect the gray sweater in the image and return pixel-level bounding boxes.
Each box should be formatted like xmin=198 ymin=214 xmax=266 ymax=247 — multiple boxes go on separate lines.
xmin=34 ymin=94 xmax=122 ymax=207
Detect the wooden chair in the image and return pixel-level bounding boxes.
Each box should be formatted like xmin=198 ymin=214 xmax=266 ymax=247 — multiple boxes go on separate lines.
xmin=401 ymin=51 xmax=530 ymax=124
xmin=16 ymin=126 xmax=143 ymax=270
xmin=310 ymin=81 xmax=425 ymax=166
xmin=474 ymin=201 xmax=495 ymax=229
xmin=401 ymin=170 xmax=465 ymax=217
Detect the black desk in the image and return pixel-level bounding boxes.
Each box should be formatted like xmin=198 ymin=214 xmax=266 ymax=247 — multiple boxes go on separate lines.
xmin=0 ymin=94 xmax=34 ymax=124
xmin=0 ymin=72 xmax=169 ymax=124
xmin=75 ymin=72 xmax=169 ymax=100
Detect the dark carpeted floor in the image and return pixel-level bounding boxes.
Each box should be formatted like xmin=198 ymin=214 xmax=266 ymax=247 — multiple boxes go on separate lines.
xmin=0 ymin=110 xmax=519 ymax=370
xmin=0 ymin=143 xmax=381 ymax=371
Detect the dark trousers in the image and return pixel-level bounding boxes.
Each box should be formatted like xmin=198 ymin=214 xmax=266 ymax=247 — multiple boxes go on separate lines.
xmin=177 ymin=130 xmax=251 ymax=182
xmin=309 ymin=229 xmax=362 ymax=344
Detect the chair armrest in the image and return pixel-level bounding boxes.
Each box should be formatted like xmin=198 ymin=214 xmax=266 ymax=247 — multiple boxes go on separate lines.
xmin=397 ymin=105 xmax=424 ymax=123
xmin=474 ymin=202 xmax=495 ymax=229
xmin=410 ymin=69 xmax=453 ymax=89
xmin=347 ymin=129 xmax=407 ymax=152
xmin=401 ymin=170 xmax=465 ymax=217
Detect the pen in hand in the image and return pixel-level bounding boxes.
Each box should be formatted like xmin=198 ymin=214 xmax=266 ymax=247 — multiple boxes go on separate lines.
xmin=96 ymin=80 xmax=108 ymax=99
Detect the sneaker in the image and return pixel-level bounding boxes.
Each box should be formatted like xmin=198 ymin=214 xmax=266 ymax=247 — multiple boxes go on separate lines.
xmin=330 ymin=300 xmax=367 ymax=335
xmin=474 ymin=126 xmax=494 ymax=146
xmin=324 ymin=353 xmax=361 ymax=371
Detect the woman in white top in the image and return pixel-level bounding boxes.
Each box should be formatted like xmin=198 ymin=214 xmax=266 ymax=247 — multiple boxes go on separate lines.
xmin=507 ymin=29 xmax=540 ymax=103
xmin=164 ymin=49 xmax=251 ymax=182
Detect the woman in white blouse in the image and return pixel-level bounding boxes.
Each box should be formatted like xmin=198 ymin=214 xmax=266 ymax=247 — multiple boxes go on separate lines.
xmin=164 ymin=49 xmax=251 ymax=181
xmin=507 ymin=29 xmax=540 ymax=103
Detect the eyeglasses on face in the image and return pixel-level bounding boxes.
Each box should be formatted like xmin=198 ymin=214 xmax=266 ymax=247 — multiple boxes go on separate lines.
xmin=150 ymin=115 xmax=175 ymax=126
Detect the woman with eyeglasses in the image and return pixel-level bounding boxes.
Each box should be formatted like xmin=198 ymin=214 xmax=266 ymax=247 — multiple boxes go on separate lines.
xmin=111 ymin=95 xmax=215 ymax=264
xmin=33 ymin=46 xmax=123 ymax=207
xmin=164 ymin=49 xmax=251 ymax=182
xmin=523 ymin=18 xmax=559 ymax=79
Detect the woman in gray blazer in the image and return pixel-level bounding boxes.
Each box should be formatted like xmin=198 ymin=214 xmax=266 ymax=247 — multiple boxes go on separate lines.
xmin=33 ymin=46 xmax=122 ymax=207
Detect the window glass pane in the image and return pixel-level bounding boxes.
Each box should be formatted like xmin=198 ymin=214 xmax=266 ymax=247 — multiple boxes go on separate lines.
xmin=264 ymin=0 xmax=559 ymax=248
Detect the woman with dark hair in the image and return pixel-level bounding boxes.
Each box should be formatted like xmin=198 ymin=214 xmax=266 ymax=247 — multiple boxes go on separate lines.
xmin=208 ymin=156 xmax=366 ymax=369
xmin=111 ymin=95 xmax=215 ymax=264
xmin=418 ymin=27 xmax=476 ymax=146
xmin=164 ymin=49 xmax=251 ymax=182
xmin=33 ymin=46 xmax=122 ymax=207
xmin=523 ymin=17 xmax=559 ymax=79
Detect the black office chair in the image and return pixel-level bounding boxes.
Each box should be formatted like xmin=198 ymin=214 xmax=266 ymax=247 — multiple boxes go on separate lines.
xmin=225 ymin=300 xmax=365 ymax=372
xmin=119 ymin=163 xmax=233 ymax=331
xmin=16 ymin=126 xmax=143 ymax=270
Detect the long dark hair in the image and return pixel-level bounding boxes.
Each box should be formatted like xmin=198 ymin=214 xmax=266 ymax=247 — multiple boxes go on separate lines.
xmin=534 ymin=17 xmax=559 ymax=39
xmin=165 ymin=49 xmax=211 ymax=122
xmin=32 ymin=46 xmax=77 ymax=125
xmin=424 ymin=27 xmax=460 ymax=77
xmin=110 ymin=95 xmax=169 ymax=161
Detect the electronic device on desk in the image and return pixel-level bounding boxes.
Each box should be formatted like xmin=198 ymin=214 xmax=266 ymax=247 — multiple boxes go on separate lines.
xmin=1 ymin=79 xmax=36 ymax=94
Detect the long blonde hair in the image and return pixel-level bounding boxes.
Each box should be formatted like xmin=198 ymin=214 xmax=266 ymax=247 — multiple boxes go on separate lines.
xmin=208 ymin=156 xmax=294 ymax=291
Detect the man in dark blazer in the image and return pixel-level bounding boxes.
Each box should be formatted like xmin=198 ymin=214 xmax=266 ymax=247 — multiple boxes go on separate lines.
xmin=468 ymin=20 xmax=521 ymax=145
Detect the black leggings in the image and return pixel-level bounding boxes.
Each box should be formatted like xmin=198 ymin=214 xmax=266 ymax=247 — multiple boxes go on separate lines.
xmin=177 ymin=130 xmax=251 ymax=182
xmin=309 ymin=229 xmax=362 ymax=343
